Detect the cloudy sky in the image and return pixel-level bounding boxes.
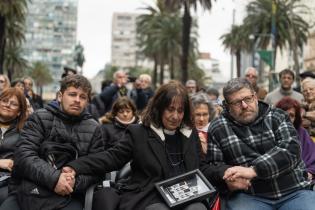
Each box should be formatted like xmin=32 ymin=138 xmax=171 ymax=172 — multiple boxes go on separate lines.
xmin=77 ymin=0 xmax=247 ymax=79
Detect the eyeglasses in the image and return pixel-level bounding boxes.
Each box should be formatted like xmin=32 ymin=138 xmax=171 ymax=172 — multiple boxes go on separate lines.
xmin=245 ymin=74 xmax=257 ymax=79
xmin=0 ymin=98 xmax=19 ymax=110
xmin=228 ymin=94 xmax=255 ymax=107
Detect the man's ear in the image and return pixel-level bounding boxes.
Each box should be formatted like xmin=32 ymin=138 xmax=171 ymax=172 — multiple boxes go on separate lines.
xmin=57 ymin=91 xmax=62 ymax=102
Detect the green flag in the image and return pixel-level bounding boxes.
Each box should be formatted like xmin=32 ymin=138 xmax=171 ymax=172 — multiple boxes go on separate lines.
xmin=258 ymin=50 xmax=273 ymax=67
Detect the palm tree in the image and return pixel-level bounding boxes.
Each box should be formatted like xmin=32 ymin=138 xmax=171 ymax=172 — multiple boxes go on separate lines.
xmin=221 ymin=25 xmax=252 ymax=77
xmin=29 ymin=62 xmax=53 ymax=97
xmin=0 ymin=0 xmax=28 ymax=74
xmin=4 ymin=46 xmax=28 ymax=80
xmin=137 ymin=0 xmax=183 ymax=85
xmin=243 ymin=0 xmax=310 ymax=85
xmin=165 ymin=0 xmax=214 ymax=84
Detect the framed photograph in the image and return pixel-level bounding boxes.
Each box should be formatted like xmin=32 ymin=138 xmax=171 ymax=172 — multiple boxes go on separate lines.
xmin=155 ymin=169 xmax=216 ymax=208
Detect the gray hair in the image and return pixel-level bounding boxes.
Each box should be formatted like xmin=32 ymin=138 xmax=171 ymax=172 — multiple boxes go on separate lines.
xmin=191 ymin=92 xmax=216 ymax=121
xmin=223 ymin=78 xmax=255 ymax=102
xmin=185 ymin=79 xmax=196 ymax=87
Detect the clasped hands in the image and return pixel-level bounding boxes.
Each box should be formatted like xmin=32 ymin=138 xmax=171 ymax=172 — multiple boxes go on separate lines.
xmin=223 ymin=166 xmax=257 ymax=192
xmin=54 ymin=166 xmax=76 ymax=196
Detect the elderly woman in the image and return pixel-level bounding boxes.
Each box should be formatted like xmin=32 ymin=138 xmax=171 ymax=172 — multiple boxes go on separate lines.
xmin=301 ymin=78 xmax=315 ymax=139
xmin=0 ymin=88 xmax=27 ymax=204
xmin=0 ymin=75 xmax=10 ymax=95
xmin=99 ymin=96 xmax=138 ymax=150
xmin=191 ymin=92 xmax=216 ymax=156
xmin=65 ymin=81 xmax=210 ymax=210
xmin=276 ymin=97 xmax=315 ymax=181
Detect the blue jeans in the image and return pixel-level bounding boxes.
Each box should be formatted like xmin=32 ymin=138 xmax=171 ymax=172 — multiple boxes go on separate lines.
xmin=224 ymin=190 xmax=315 ymax=210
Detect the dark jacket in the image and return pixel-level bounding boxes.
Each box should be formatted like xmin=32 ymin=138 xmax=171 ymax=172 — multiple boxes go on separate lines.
xmin=101 ymin=118 xmax=138 ymax=150
xmin=0 ymin=123 xmax=19 ymax=161
xmin=100 ymin=85 xmax=130 ymax=114
xmin=205 ymin=101 xmax=310 ymax=199
xmin=12 ymin=101 xmax=104 ymax=195
xmin=130 ymin=87 xmax=154 ymax=111
xmin=68 ymin=124 xmax=211 ymax=210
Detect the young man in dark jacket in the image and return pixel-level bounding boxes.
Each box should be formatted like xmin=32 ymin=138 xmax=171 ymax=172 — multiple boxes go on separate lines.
xmin=0 ymin=75 xmax=104 ymax=210
xmin=205 ymin=78 xmax=315 ymax=210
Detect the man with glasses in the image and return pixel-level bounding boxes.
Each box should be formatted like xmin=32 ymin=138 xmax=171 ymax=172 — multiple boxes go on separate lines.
xmin=244 ymin=67 xmax=267 ymax=100
xmin=203 ymin=78 xmax=315 ymax=210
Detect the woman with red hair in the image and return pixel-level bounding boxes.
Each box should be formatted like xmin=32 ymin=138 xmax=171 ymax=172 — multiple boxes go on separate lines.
xmin=276 ymin=96 xmax=315 ymax=181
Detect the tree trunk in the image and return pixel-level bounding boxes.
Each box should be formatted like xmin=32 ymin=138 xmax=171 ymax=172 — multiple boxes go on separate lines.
xmin=181 ymin=3 xmax=191 ymax=84
xmin=159 ymin=58 xmax=164 ymax=85
xmin=289 ymin=28 xmax=300 ymax=89
xmin=0 ymin=16 xmax=6 ymax=75
xmin=152 ymin=55 xmax=158 ymax=89
xmin=170 ymin=56 xmax=174 ymax=79
xmin=236 ymin=50 xmax=241 ymax=78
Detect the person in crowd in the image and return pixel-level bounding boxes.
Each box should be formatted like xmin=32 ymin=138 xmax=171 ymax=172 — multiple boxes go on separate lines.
xmin=185 ymin=79 xmax=197 ymax=96
xmin=264 ymin=69 xmax=304 ymax=105
xmin=63 ymin=80 xmax=225 ymax=210
xmin=0 ymin=75 xmax=10 ymax=95
xmin=0 ymin=75 xmax=104 ymax=210
xmin=0 ymin=88 xmax=27 ymax=205
xmin=205 ymin=78 xmax=315 ymax=210
xmin=244 ymin=67 xmax=267 ymax=100
xmin=99 ymin=70 xmax=130 ymax=115
xmin=130 ymin=74 xmax=154 ymax=112
xmin=23 ymin=76 xmax=44 ymax=110
xmin=206 ymin=87 xmax=223 ymax=118
xmin=11 ymin=79 xmax=33 ymax=117
xmin=301 ymin=78 xmax=315 ymax=139
xmin=10 ymin=80 xmax=24 ymax=93
xmin=61 ymin=67 xmax=77 ymax=79
xmin=191 ymin=93 xmax=215 ymax=156
xmin=276 ymin=97 xmax=315 ymax=181
xmin=99 ymin=96 xmax=138 ymax=150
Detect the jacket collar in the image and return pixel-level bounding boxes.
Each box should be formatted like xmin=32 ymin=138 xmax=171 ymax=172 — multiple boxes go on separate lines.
xmin=150 ymin=124 xmax=192 ymax=141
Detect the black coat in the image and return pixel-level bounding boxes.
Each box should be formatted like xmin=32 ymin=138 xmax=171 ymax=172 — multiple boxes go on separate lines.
xmin=68 ymin=124 xmax=204 ymax=210
xmin=12 ymin=101 xmax=104 ymax=194
xmin=101 ymin=118 xmax=138 ymax=150
xmin=0 ymin=123 xmax=19 ymax=161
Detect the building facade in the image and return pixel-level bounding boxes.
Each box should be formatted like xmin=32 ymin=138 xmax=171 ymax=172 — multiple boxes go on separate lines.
xmin=23 ymin=0 xmax=78 ymax=98
xmin=111 ymin=13 xmax=139 ymax=70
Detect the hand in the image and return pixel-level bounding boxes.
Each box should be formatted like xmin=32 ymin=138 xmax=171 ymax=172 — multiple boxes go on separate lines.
xmin=226 ymin=178 xmax=251 ymax=191
xmin=0 ymin=159 xmax=14 ymax=171
xmin=54 ymin=173 xmax=74 ymax=196
xmin=223 ymin=166 xmax=257 ymax=181
xmin=62 ymin=166 xmax=76 ymax=177
xmin=308 ymin=172 xmax=313 ymax=181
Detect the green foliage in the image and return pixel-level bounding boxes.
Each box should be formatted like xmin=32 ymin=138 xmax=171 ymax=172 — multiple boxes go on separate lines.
xmin=73 ymin=42 xmax=85 ymax=69
xmin=0 ymin=0 xmax=29 ymax=74
xmin=29 ymin=62 xmax=53 ymax=87
xmin=243 ymin=0 xmax=310 ymax=54
xmin=104 ymin=65 xmax=118 ymax=81
xmin=4 ymin=46 xmax=28 ymax=79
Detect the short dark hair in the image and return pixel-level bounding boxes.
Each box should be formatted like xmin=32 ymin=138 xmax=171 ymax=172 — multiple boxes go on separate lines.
xmin=279 ymin=69 xmax=295 ymax=80
xmin=206 ymin=87 xmax=219 ymax=98
xmin=142 ymin=80 xmax=193 ymax=128
xmin=59 ymin=75 xmax=92 ymax=100
xmin=223 ymin=78 xmax=255 ymax=103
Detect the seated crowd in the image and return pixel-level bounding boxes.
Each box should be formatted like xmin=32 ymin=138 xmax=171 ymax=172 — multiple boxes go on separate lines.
xmin=0 ymin=67 xmax=315 ymax=210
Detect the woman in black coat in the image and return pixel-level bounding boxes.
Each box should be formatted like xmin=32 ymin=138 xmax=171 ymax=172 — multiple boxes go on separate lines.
xmin=0 ymin=88 xmax=27 ymax=204
xmin=66 ymin=81 xmax=211 ymax=210
xmin=99 ymin=96 xmax=139 ymax=150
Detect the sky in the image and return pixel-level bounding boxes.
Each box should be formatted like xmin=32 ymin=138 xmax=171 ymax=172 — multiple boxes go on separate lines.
xmin=77 ymin=0 xmax=248 ymax=79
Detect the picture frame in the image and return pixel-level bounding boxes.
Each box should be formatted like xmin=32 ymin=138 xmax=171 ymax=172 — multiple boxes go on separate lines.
xmin=155 ymin=169 xmax=216 ymax=208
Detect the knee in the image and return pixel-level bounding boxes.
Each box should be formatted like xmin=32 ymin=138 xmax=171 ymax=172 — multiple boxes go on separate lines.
xmin=184 ymin=202 xmax=207 ymax=210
